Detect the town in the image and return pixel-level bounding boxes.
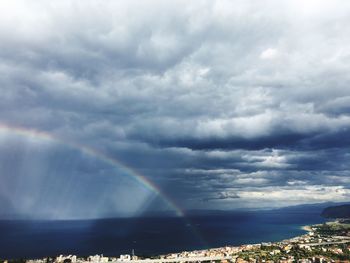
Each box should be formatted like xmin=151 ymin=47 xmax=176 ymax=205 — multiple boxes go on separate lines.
xmin=4 ymin=221 xmax=350 ymax=263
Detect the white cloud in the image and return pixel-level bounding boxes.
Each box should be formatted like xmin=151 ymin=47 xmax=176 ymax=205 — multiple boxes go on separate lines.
xmin=260 ymin=48 xmax=279 ymax=60
xmin=239 ymin=185 xmax=350 ymax=204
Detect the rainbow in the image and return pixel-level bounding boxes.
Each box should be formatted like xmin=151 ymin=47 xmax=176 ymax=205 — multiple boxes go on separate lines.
xmin=0 ymin=123 xmax=185 ymax=217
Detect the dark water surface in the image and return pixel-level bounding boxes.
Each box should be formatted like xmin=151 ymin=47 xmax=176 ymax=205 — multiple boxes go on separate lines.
xmin=0 ymin=211 xmax=325 ymax=259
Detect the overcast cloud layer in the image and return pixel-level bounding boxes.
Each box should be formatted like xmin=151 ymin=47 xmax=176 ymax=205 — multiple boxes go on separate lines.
xmin=1 ymin=0 xmax=350 ymax=219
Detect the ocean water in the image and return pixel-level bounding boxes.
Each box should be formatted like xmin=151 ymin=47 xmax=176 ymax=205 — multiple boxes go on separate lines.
xmin=0 ymin=211 xmax=325 ymax=259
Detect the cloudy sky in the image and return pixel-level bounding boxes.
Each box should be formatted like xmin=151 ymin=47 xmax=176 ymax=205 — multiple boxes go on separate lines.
xmin=1 ymin=0 xmax=350 ymax=219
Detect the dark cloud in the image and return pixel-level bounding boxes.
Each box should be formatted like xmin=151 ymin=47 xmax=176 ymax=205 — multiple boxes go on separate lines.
xmin=202 ymin=192 xmax=240 ymax=202
xmin=1 ymin=0 xmax=350 ymax=218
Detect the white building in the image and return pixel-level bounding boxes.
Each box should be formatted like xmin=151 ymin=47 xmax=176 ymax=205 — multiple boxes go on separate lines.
xmin=118 ymin=254 xmax=131 ymax=261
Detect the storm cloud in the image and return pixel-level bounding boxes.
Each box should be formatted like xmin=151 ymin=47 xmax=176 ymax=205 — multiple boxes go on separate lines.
xmin=1 ymin=0 xmax=350 ymax=218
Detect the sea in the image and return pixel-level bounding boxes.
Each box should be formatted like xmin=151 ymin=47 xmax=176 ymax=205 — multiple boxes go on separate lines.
xmin=0 ymin=210 xmax=326 ymax=259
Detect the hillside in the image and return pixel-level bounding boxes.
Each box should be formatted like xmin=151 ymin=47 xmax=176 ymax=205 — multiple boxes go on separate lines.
xmin=321 ymin=204 xmax=350 ymax=218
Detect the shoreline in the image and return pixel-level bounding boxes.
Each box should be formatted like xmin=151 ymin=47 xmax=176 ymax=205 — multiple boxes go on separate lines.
xmin=10 ymin=220 xmax=350 ymax=262
xmin=1 ymin=222 xmax=332 ymax=261
xmin=301 ymin=225 xmax=312 ymax=232
xmin=29 ymin=224 xmax=319 ymax=260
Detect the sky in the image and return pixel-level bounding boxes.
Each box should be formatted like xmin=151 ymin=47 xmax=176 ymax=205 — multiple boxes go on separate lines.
xmin=1 ymin=0 xmax=350 ymax=219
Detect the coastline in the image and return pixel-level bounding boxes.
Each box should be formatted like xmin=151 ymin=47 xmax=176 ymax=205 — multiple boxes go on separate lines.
xmin=23 ymin=221 xmax=350 ymax=262
xmin=301 ymin=225 xmax=312 ymax=232
xmin=9 ymin=220 xmax=350 ymax=262
xmin=0 ymin=215 xmax=327 ymax=260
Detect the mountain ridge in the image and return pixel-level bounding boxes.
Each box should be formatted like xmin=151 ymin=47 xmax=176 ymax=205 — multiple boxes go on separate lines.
xmin=321 ymin=204 xmax=350 ymax=218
